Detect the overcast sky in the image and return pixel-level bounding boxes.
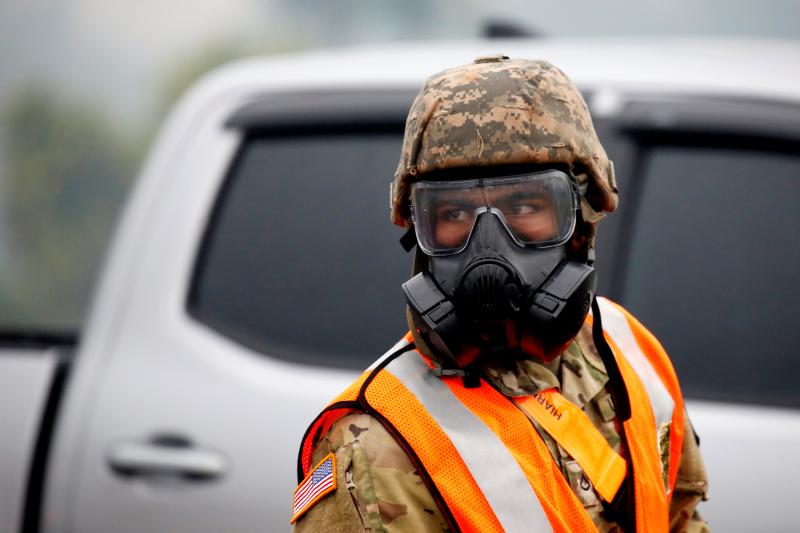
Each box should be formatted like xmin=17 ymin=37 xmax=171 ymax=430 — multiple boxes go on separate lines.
xmin=0 ymin=0 xmax=268 ymax=125
xmin=1 ymin=0 xmax=798 ymax=129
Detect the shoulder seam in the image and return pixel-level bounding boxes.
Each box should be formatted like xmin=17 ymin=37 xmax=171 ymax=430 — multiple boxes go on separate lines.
xmin=296 ymin=400 xmax=362 ymax=482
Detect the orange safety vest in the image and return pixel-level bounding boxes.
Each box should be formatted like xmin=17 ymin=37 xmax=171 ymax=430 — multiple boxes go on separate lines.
xmin=298 ymin=297 xmax=685 ymax=532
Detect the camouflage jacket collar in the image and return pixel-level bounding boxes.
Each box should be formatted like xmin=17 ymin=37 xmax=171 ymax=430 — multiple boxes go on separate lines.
xmin=480 ymin=323 xmax=609 ymax=409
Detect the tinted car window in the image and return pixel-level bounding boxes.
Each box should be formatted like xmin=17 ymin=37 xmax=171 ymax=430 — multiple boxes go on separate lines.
xmin=620 ymin=144 xmax=800 ymax=407
xmin=190 ymin=132 xmax=409 ymax=368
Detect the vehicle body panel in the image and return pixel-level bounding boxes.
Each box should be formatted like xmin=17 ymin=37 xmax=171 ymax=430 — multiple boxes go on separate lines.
xmin=0 ymin=349 xmax=59 ymax=533
xmin=37 ymin=39 xmax=800 ymax=532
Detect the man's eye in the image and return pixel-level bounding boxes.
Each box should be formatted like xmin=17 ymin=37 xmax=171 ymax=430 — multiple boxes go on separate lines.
xmin=508 ymin=205 xmax=534 ymax=215
xmin=441 ymin=208 xmax=471 ymax=222
xmin=504 ymin=203 xmax=543 ymax=216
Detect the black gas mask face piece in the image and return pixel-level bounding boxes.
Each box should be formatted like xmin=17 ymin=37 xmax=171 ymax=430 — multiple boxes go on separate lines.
xmin=402 ymin=171 xmax=596 ymax=368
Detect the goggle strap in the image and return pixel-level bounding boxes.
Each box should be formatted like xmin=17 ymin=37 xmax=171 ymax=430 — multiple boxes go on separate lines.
xmin=399 ymin=226 xmax=418 ymax=253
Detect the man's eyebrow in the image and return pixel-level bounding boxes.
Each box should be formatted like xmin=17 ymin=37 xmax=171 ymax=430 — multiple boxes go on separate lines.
xmin=436 ymin=197 xmax=477 ymax=208
xmin=493 ymin=190 xmax=546 ymax=202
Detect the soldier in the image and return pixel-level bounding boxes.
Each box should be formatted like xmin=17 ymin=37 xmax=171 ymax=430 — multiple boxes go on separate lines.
xmin=291 ymin=56 xmax=710 ymax=532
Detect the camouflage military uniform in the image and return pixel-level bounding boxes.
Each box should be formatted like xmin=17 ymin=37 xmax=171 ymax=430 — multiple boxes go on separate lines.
xmin=295 ymin=57 xmax=710 ymax=532
xmin=293 ymin=322 xmax=710 ymax=532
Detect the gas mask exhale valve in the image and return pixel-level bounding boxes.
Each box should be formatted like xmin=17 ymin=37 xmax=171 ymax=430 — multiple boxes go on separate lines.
xmin=402 ymin=170 xmax=596 ymax=367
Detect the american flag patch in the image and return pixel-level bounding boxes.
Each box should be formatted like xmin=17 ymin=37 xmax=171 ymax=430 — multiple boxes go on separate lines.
xmin=290 ymin=453 xmax=337 ymax=523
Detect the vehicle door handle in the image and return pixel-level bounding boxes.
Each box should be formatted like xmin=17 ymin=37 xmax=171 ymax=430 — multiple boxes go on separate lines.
xmin=107 ymin=433 xmax=227 ymax=482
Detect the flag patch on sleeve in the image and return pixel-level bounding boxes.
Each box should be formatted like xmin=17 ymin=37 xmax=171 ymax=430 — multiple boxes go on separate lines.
xmin=290 ymin=453 xmax=337 ymax=523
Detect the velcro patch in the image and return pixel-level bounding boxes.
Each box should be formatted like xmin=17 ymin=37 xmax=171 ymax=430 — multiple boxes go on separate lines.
xmin=290 ymin=453 xmax=337 ymax=524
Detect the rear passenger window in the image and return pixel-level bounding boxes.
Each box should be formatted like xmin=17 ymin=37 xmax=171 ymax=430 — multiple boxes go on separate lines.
xmin=189 ymin=131 xmax=408 ymax=368
xmin=620 ymin=144 xmax=800 ymax=407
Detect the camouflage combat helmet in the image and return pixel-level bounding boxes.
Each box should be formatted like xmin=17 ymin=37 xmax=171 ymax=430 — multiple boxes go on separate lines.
xmin=390 ymin=55 xmax=618 ymax=243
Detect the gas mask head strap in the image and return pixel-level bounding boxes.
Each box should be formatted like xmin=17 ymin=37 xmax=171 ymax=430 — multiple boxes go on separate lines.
xmin=399 ymin=225 xmax=417 ymax=252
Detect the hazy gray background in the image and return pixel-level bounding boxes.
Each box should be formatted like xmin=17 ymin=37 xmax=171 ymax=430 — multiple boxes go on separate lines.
xmin=1 ymin=0 xmax=798 ymax=332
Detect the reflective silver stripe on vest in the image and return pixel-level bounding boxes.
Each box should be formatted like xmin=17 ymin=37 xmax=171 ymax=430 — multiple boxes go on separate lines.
xmin=385 ymin=352 xmax=552 ymax=533
xmin=596 ymin=297 xmax=675 ymax=426
xmin=367 ymin=338 xmax=411 ymax=371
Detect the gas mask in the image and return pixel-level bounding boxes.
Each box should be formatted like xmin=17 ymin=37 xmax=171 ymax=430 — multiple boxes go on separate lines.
xmin=402 ymin=169 xmax=596 ymax=369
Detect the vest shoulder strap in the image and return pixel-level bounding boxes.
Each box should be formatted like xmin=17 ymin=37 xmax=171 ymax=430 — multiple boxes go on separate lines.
xmin=297 ymin=337 xmax=414 ymax=480
xmin=595 ymin=297 xmax=686 ymax=493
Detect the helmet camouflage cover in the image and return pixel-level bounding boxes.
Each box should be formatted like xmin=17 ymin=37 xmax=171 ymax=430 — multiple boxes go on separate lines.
xmin=390 ymin=55 xmax=618 ymax=241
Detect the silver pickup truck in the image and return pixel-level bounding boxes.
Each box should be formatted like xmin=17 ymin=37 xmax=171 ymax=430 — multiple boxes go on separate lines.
xmin=3 ymin=39 xmax=800 ymax=533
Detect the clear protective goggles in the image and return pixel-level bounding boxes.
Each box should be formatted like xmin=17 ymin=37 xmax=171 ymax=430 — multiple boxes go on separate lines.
xmin=410 ymin=169 xmax=579 ymax=256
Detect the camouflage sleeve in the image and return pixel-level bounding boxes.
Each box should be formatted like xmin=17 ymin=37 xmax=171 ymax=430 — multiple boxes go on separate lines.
xmin=669 ymin=413 xmax=711 ymax=533
xmin=293 ymin=412 xmax=450 ymax=533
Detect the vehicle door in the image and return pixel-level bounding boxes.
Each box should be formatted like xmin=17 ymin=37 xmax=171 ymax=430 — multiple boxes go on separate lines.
xmin=43 ymin=88 xmax=414 ymax=533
